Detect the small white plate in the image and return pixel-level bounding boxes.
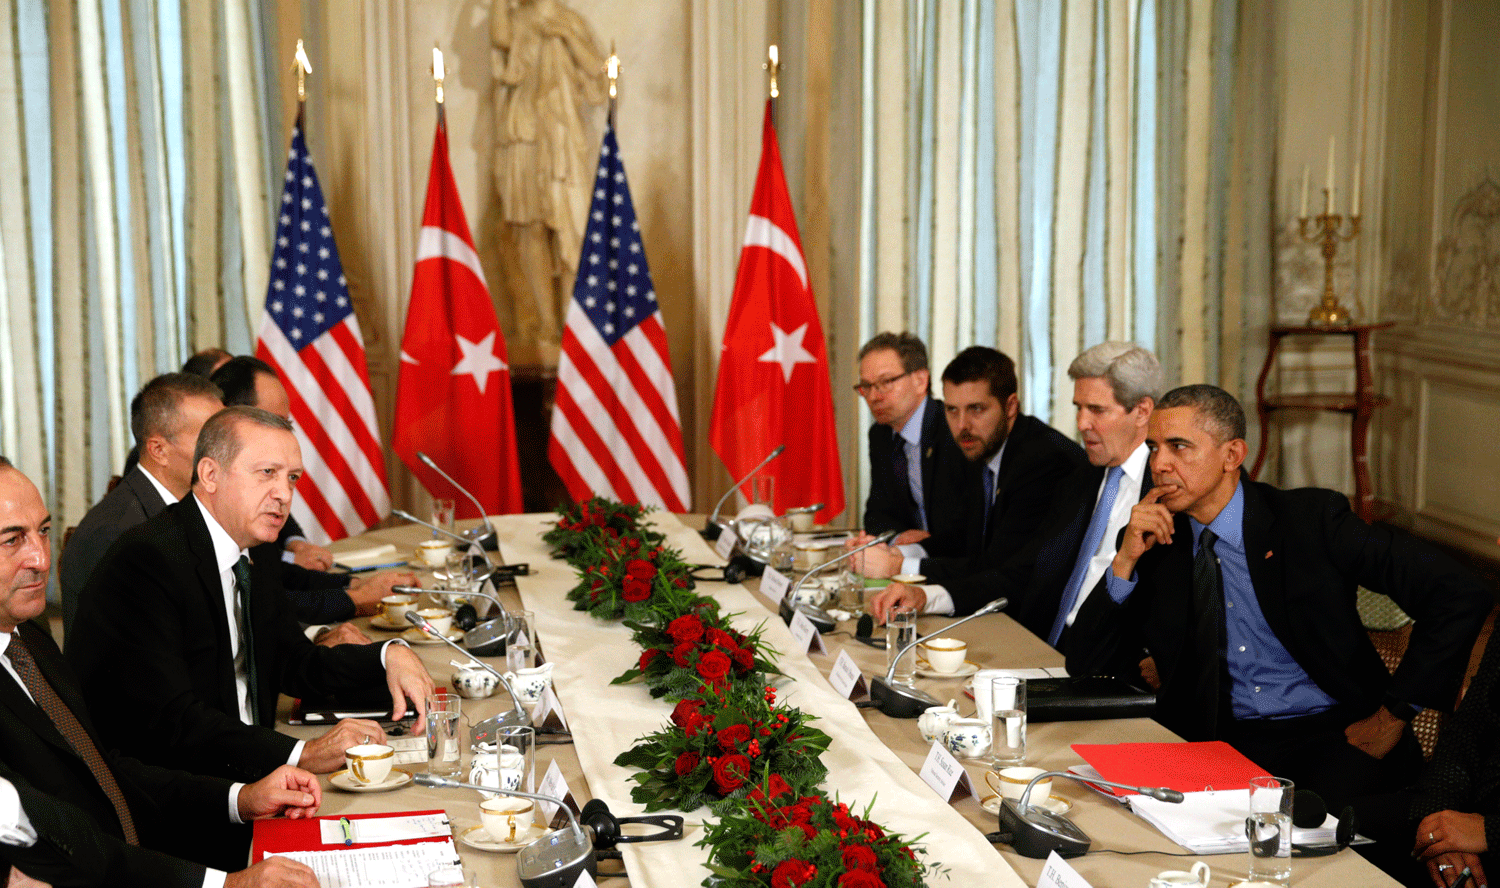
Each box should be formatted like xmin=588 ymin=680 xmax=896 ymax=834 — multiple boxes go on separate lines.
xmin=369 ymin=614 xmax=411 ymax=631
xmin=399 ymin=627 xmax=465 ymax=645
xmin=329 ymin=767 xmax=414 ymax=793
xmin=459 ymin=823 xmax=553 ymax=853
xmin=915 ymin=659 xmax=979 ymax=679
xmin=979 ymin=793 xmax=1072 ymax=816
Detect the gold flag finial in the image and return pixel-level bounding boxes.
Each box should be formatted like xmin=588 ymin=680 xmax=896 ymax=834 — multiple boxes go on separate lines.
xmin=764 ymin=44 xmax=779 ymax=99
xmin=291 ymin=39 xmax=312 ymax=103
xmin=432 ymin=45 xmax=445 ymax=105
xmin=605 ymin=41 xmax=620 ymax=100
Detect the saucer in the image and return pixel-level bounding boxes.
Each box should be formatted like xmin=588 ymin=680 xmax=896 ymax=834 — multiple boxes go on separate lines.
xmin=915 ymin=659 xmax=979 ymax=679
xmin=979 ymin=793 xmax=1071 ymax=816
xmin=330 ymin=767 xmax=413 ymax=793
xmin=369 ymin=614 xmax=411 ymax=631
xmin=400 ymin=627 xmax=465 ymax=645
xmin=459 ymin=823 xmax=552 ymax=853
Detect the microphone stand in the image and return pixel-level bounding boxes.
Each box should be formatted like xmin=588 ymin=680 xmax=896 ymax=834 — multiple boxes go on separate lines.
xmin=993 ymin=770 xmax=1183 ymax=859
xmin=702 ymin=444 xmax=785 ymax=540
xmin=416 ymin=451 xmax=499 ymax=550
xmin=414 ymin=774 xmax=595 ymax=888
xmin=778 ymin=531 xmax=897 ymax=632
xmin=403 ymin=611 xmax=529 ymax=730
xmin=868 ymin=595 xmax=1009 ymax=718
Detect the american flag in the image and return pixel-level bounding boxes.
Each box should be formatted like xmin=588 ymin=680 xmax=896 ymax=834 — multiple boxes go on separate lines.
xmin=548 ymin=124 xmax=690 ymax=510
xmin=255 ymin=116 xmax=390 ymax=543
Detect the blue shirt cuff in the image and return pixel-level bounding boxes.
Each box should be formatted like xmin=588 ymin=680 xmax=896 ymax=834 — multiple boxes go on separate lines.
xmin=1105 ymin=571 xmax=1137 ymax=605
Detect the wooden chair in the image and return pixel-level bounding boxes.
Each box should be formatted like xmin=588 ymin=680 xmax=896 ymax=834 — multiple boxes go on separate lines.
xmin=1368 ymin=605 xmax=1497 ymax=759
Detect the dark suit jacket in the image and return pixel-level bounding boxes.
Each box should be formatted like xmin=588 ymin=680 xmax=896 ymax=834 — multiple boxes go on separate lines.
xmin=916 ymin=414 xmax=1088 ymax=599
xmin=863 ymin=397 xmax=967 ymax=557
xmin=61 ymin=467 xmax=354 ymax=632
xmin=992 ymin=462 xmax=1153 ymax=640
xmin=59 ymin=468 xmax=165 ymax=639
xmin=0 ymin=622 xmax=226 ymax=885
xmin=1066 ymin=475 xmax=1492 ymax=742
xmin=67 ymin=496 xmax=388 ymax=782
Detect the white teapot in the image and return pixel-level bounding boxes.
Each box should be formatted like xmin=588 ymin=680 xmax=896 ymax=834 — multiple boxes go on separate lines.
xmin=503 ymin=662 xmax=554 ymax=703
xmin=468 ymin=745 xmax=526 ymax=799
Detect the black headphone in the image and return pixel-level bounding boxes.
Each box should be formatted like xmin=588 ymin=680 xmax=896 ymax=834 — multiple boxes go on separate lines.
xmin=1245 ymin=790 xmax=1356 ymax=858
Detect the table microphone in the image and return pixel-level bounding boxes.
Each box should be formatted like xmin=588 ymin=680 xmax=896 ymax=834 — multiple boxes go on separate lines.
xmin=777 ymin=531 xmax=897 ymax=632
xmin=416 ymin=451 xmax=499 ymax=550
xmin=414 ymin=774 xmax=595 ymax=888
xmin=993 ymin=770 xmax=1184 ymax=859
xmin=868 ymin=595 xmax=1009 ymax=718
xmin=403 ymin=610 xmax=529 ymax=729
xmin=702 ymin=444 xmax=784 ymax=540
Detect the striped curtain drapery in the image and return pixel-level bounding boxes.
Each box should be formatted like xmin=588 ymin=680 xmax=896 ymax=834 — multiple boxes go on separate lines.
xmin=0 ymin=1 xmax=279 ymax=552
xmin=855 ymin=0 xmax=1258 ymax=436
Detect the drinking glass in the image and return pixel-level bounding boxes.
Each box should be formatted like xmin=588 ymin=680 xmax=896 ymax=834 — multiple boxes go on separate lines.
xmin=431 ymin=498 xmax=456 ymax=537
xmin=988 ymin=676 xmax=1027 ymax=767
xmin=443 ymin=549 xmax=471 ymax=592
xmin=507 ymin=612 xmax=539 ymax=672
xmin=837 ymin=569 xmax=865 ymax=614
xmin=886 ymin=605 xmax=918 ymax=685
xmin=1248 ymin=775 xmax=1294 ymax=884
xmin=426 ymin=864 xmax=465 ymax=888
xmin=496 ymin=724 xmax=536 ymax=795
xmin=426 ymin=691 xmax=464 ymax=778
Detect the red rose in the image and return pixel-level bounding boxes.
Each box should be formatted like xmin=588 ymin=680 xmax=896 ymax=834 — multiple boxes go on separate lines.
xmin=666 ymin=614 xmax=705 ymax=644
xmin=696 ymin=650 xmax=732 ymax=681
xmin=770 ymin=859 xmax=816 ymax=888
xmin=673 ymin=752 xmax=700 ymax=777
xmin=716 ymin=723 xmax=753 ymax=750
xmin=841 ymin=844 xmax=879 ymax=872
xmin=622 ymin=575 xmax=652 ymax=602
xmin=705 ymin=628 xmax=736 ymax=648
xmin=730 ymin=647 xmax=755 ymax=671
xmin=711 ymin=753 xmax=751 ymax=793
xmin=626 ymin=558 xmax=656 ymax=579
xmin=671 ymin=642 xmax=696 ymax=668
xmin=765 ymin=773 xmax=792 ymax=801
xmin=832 ymin=809 xmax=861 ymax=833
xmin=638 ymin=648 xmax=660 ymax=672
xmin=837 ymin=871 xmax=885 ymax=888
xmin=670 ymin=699 xmax=703 ymax=727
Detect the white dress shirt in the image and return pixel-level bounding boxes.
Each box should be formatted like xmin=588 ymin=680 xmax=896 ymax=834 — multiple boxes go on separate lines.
xmin=139 ymin=465 xmax=179 ymax=506
xmin=1059 ymin=442 xmax=1150 ymax=628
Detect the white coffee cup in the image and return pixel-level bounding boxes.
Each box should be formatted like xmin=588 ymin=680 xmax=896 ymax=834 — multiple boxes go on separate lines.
xmin=417 ymin=607 xmax=453 ymax=638
xmin=919 ymin=638 xmax=968 ymax=673
xmin=380 ymin=594 xmax=417 ymax=623
xmin=345 ymin=743 xmax=394 ymax=786
xmin=1150 ymin=862 xmax=1210 ymax=888
xmin=479 ymin=796 xmax=535 ymax=843
xmin=416 ymin=539 xmax=452 ymax=567
xmin=986 ymin=766 xmax=1052 ymax=803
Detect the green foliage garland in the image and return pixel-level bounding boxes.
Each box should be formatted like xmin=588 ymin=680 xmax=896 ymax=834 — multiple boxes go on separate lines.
xmin=543 ymin=496 xmax=665 ymax=566
xmin=612 ymin=608 xmax=782 ymax=700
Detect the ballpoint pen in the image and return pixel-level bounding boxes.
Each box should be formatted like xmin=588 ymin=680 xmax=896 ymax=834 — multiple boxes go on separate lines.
xmin=340 ymin=817 xmax=354 ymax=846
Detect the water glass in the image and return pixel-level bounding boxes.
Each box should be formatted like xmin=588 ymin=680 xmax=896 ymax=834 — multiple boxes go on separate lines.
xmin=496 ymin=724 xmax=536 ymax=795
xmin=886 ymin=605 xmax=918 ymax=685
xmin=443 ymin=549 xmax=471 ymax=591
xmin=426 ymin=864 xmax=465 ymax=888
xmin=1248 ymin=775 xmax=1294 ymax=884
xmin=988 ymin=677 xmax=1027 ymax=766
xmin=751 ymin=475 xmax=775 ymax=507
xmin=431 ymin=498 xmax=456 ymax=537
xmin=426 ymin=691 xmax=464 ymax=778
xmin=837 ymin=569 xmax=865 ymax=614
xmin=507 ymin=610 xmax=538 ymax=671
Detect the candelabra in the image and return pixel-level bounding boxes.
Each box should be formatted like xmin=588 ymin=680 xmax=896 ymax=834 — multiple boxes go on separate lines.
xmin=1298 ymin=190 xmax=1361 ymax=326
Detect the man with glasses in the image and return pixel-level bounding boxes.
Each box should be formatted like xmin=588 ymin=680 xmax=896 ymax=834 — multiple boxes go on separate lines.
xmin=854 ymin=333 xmax=968 ymax=557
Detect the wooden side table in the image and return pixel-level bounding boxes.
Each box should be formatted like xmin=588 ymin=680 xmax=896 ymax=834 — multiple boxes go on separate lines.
xmin=1250 ymin=322 xmax=1394 ymax=523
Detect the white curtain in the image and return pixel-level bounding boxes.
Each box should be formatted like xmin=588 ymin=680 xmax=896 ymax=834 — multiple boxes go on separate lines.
xmin=0 ymin=0 xmax=278 ymax=549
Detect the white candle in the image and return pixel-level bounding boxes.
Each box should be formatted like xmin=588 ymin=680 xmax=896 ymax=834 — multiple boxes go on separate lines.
xmin=1350 ymin=160 xmax=1361 ymax=217
xmin=432 ymin=47 xmax=445 ymax=82
xmin=1299 ymin=166 xmax=1309 ymax=218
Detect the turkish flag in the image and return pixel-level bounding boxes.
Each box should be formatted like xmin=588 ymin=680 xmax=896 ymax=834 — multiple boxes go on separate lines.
xmin=709 ymin=102 xmax=845 ymax=524
xmin=393 ymin=112 xmax=524 ymax=516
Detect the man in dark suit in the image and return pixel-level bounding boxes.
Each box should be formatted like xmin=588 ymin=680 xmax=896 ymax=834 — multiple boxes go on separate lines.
xmin=868 ymin=343 xmax=1162 ymax=635
xmin=856 ymin=333 xmax=967 ymax=557
xmin=59 ymin=373 xmax=223 ymax=639
xmin=0 ymin=456 xmax=323 ymax=887
xmin=68 ymin=407 xmax=435 ymax=783
xmin=1066 ymin=385 xmax=1491 ymax=809
xmin=856 ymin=346 xmax=1086 ymax=614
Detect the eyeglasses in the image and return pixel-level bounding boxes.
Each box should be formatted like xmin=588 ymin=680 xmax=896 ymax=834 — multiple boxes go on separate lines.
xmin=853 ymin=371 xmax=911 ymax=396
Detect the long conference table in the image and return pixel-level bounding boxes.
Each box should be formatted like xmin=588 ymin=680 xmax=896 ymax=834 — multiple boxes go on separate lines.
xmin=297 ymin=512 xmax=1400 ymax=887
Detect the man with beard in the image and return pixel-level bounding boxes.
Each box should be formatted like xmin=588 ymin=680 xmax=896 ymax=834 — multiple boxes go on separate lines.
xmin=853 ymin=346 xmax=1085 ymax=612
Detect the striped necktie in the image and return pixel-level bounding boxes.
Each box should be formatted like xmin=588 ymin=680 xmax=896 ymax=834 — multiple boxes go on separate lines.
xmin=8 ymin=632 xmax=138 ymax=845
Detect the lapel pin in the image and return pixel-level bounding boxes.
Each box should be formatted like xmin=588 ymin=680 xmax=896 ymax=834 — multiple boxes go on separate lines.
xmin=1264 ymin=550 xmax=1273 ymax=559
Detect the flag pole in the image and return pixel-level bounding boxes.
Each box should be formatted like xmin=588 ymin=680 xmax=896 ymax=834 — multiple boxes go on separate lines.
xmin=432 ymin=44 xmax=446 ymax=127
xmin=764 ymin=44 xmax=779 ymax=124
xmin=291 ymin=38 xmax=312 ymax=117
xmin=604 ymin=42 xmax=620 ymax=130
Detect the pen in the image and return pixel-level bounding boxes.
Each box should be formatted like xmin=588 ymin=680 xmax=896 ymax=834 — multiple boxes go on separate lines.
xmin=1451 ymin=867 xmax=1473 ymax=888
xmin=341 ymin=559 xmax=408 ymax=573
xmin=340 ymin=817 xmax=354 ymax=846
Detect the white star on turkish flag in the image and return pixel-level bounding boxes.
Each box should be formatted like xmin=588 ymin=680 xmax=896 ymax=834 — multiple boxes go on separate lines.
xmin=451 ymin=331 xmax=507 ymax=394
xmin=756 ymin=321 xmax=817 ymax=383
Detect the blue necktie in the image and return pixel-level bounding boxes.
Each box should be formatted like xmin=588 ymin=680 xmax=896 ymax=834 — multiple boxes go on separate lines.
xmin=891 ymin=433 xmax=921 ymax=528
xmin=980 ymin=467 xmax=996 ymax=541
xmin=1048 ymin=465 xmax=1125 ymax=646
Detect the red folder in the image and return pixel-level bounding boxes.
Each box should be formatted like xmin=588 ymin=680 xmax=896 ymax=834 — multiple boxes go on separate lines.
xmin=251 ymin=809 xmax=452 ymax=861
xmin=1071 ymin=741 xmax=1271 ymax=796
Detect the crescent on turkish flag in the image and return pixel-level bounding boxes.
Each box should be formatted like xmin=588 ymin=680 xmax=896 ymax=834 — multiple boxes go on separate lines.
xmin=709 ymin=101 xmax=845 ymax=524
xmin=393 ymin=111 xmax=524 ymax=516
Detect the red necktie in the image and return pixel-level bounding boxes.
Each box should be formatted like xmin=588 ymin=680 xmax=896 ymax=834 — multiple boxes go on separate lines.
xmin=8 ymin=632 xmax=138 ymax=845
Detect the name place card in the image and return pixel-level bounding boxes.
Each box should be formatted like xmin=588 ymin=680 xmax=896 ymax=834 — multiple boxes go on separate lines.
xmin=917 ymin=741 xmax=975 ymax=802
xmin=826 ymin=649 xmax=869 ymax=700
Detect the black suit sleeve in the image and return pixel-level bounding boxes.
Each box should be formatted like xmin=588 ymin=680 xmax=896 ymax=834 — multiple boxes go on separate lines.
xmin=863 ymin=425 xmax=909 ymax=536
xmin=276 ymin=559 xmax=356 ymax=625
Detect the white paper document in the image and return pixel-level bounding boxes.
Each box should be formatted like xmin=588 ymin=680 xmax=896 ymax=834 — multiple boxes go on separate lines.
xmin=281 ymin=840 xmax=461 ymax=888
xmin=1129 ymin=789 xmax=1338 ymax=854
xmin=318 ymin=813 xmax=451 ymax=845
